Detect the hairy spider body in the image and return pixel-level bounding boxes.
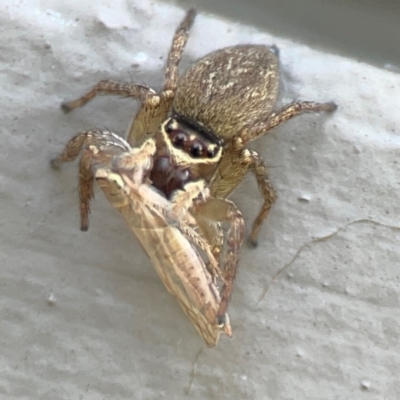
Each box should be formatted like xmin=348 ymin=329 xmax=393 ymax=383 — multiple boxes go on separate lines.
xmin=149 ymin=117 xmax=223 ymax=198
xmin=53 ymin=8 xmax=336 ymax=343
xmin=173 ymin=45 xmax=279 ymax=139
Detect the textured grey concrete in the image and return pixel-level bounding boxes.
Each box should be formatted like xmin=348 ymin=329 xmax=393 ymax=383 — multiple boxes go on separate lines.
xmin=1 ymin=1 xmax=400 ymax=399
xmin=172 ymin=0 xmax=400 ymax=70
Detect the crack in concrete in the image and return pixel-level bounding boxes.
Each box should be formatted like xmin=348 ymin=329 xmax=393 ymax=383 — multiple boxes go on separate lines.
xmin=184 ymin=348 xmax=203 ymax=395
xmin=257 ymin=218 xmax=400 ymax=305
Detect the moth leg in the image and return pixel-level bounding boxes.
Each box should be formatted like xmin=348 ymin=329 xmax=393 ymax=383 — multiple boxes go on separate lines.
xmin=191 ymin=198 xmax=245 ymax=321
xmin=61 ymin=81 xmax=156 ymax=113
xmin=126 ymin=8 xmax=196 ymax=145
xmin=96 ymin=140 xmax=160 ymax=218
xmin=241 ymin=100 xmax=337 ymax=143
xmin=111 ymin=138 xmax=157 ymax=185
xmin=169 ymin=180 xmax=208 ymax=222
xmin=195 ymin=216 xmax=224 ymax=267
xmin=178 ymin=223 xmax=221 ymax=279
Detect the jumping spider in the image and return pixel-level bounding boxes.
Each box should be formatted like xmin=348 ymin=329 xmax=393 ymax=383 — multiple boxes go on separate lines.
xmin=59 ymin=8 xmax=336 ymax=247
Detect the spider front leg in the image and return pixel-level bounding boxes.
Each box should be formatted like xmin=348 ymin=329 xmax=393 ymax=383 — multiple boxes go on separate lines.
xmin=126 ymin=8 xmax=196 ymax=144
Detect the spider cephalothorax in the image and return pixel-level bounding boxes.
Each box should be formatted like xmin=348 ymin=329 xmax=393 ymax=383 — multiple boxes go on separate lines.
xmin=149 ymin=116 xmax=223 ymax=198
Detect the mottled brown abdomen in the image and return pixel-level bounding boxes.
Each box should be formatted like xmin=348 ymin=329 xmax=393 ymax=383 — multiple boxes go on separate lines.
xmin=173 ymin=45 xmax=279 ymax=139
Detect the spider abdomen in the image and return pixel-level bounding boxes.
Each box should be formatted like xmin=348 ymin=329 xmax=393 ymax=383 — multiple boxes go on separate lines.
xmin=173 ymin=45 xmax=279 ymax=139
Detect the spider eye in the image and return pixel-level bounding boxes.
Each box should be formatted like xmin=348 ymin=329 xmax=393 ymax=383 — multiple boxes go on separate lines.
xmin=171 ymin=132 xmax=188 ymax=149
xmin=189 ymin=141 xmax=204 ymax=158
xmin=206 ymin=146 xmax=218 ymax=158
xmin=165 ymin=121 xmax=174 ymax=134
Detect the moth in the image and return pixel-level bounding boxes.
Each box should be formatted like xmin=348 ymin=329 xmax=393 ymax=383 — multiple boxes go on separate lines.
xmin=52 ymin=129 xmax=242 ymax=346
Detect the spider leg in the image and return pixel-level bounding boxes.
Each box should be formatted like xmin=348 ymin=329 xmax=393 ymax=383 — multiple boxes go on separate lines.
xmin=210 ymin=137 xmax=276 ymax=247
xmin=212 ymin=99 xmax=336 ymax=246
xmin=126 ymin=8 xmax=197 ymax=145
xmin=51 ymin=129 xmax=131 ymax=230
xmin=163 ymin=8 xmax=197 ymax=93
xmin=247 ymin=150 xmax=276 ymax=247
xmin=239 ymin=100 xmax=336 ymax=242
xmin=241 ymin=100 xmax=337 ymax=143
xmin=61 ymin=81 xmax=156 ymax=113
xmin=78 ymin=147 xmax=95 ymax=231
xmin=210 ymin=139 xmax=276 ymax=247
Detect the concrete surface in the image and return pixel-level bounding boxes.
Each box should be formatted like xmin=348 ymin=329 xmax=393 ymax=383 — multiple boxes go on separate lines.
xmin=172 ymin=0 xmax=400 ymax=70
xmin=1 ymin=1 xmax=400 ymax=399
